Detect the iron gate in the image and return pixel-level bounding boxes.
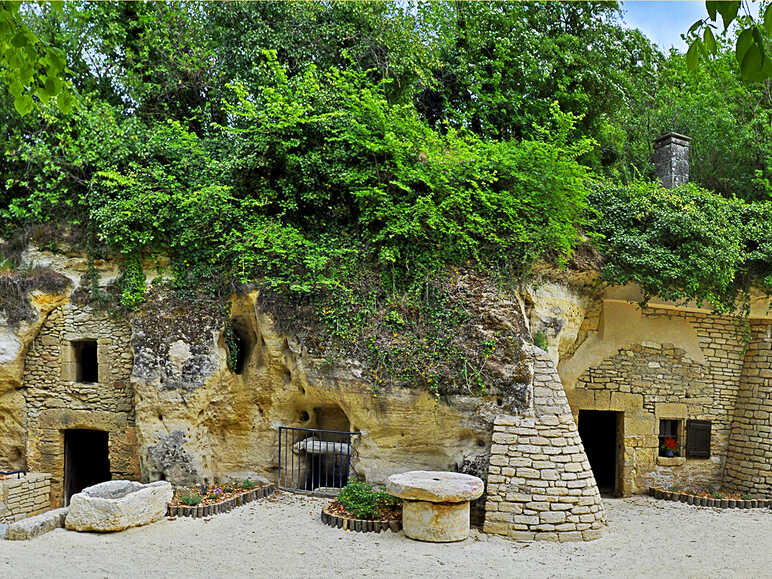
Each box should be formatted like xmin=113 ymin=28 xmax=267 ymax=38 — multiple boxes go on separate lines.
xmin=278 ymin=427 xmax=360 ymax=492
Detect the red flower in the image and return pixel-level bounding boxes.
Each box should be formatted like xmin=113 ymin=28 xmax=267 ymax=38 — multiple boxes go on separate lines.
xmin=662 ymin=437 xmax=678 ymax=451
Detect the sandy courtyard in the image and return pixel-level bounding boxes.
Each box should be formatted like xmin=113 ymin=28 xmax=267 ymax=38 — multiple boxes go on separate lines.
xmin=0 ymin=493 xmax=770 ymax=578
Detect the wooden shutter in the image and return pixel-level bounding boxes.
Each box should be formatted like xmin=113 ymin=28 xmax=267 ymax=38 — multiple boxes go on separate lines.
xmin=686 ymin=420 xmax=711 ymax=458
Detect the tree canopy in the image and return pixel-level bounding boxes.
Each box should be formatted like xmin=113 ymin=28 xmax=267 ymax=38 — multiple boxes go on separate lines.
xmin=0 ymin=1 xmax=770 ymax=388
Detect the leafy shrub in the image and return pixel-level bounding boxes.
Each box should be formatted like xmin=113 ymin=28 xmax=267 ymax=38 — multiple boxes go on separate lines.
xmin=241 ymin=479 xmax=257 ymax=490
xmin=589 ymin=181 xmax=772 ymax=313
xmin=337 ymin=481 xmax=401 ymax=520
xmin=179 ymin=490 xmax=202 ymax=506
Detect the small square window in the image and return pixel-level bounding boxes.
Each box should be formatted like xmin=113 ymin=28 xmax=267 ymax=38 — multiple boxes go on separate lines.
xmin=72 ymin=340 xmax=98 ymax=383
xmin=659 ymin=419 xmax=681 ymax=457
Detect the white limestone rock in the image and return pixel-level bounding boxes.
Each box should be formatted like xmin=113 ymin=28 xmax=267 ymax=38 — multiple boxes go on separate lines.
xmin=386 ymin=471 xmax=483 ymax=503
xmin=65 ymin=480 xmax=172 ymax=532
xmin=5 ymin=508 xmax=68 ymax=540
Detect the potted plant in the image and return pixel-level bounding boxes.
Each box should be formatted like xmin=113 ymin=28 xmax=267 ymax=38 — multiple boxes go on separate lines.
xmin=660 ymin=437 xmax=679 ymax=457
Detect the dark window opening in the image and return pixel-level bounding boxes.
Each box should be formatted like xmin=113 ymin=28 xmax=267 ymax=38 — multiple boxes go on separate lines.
xmin=63 ymin=429 xmax=110 ymax=506
xmin=232 ymin=331 xmax=247 ymax=374
xmin=658 ymin=419 xmax=681 ymax=457
xmin=578 ymin=410 xmax=619 ymax=495
xmin=686 ymin=420 xmax=711 ymax=458
xmin=228 ymin=318 xmax=255 ymax=375
xmin=73 ymin=340 xmax=98 ymax=383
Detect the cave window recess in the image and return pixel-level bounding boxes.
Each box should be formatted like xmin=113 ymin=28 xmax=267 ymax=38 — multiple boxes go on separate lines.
xmin=658 ymin=419 xmax=682 ymax=457
xmin=72 ymin=340 xmax=99 ymax=384
xmin=226 ymin=318 xmax=256 ymax=375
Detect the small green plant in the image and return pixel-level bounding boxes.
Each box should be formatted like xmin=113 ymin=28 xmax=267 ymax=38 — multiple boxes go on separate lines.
xmin=179 ymin=490 xmax=202 ymax=506
xmin=337 ymin=481 xmax=401 ymax=520
xmin=533 ymin=331 xmax=548 ymax=351
xmin=741 ymin=493 xmax=752 ymax=500
xmin=223 ymin=485 xmax=235 ymax=493
xmin=242 ymin=479 xmax=257 ymax=490
xmin=711 ymin=489 xmax=724 ymax=499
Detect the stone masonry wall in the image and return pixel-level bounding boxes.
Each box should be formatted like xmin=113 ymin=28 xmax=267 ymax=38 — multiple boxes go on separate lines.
xmin=572 ymin=307 xmax=745 ymax=492
xmin=483 ymin=349 xmax=606 ymax=542
xmin=0 ymin=473 xmax=52 ymax=523
xmin=724 ymin=321 xmax=772 ymax=496
xmin=23 ymin=302 xmax=140 ymax=506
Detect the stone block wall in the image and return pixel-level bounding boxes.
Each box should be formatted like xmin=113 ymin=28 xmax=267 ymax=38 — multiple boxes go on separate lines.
xmin=570 ymin=307 xmax=746 ymax=493
xmin=724 ymin=321 xmax=772 ymax=496
xmin=483 ymin=350 xmax=606 ymax=541
xmin=23 ymin=302 xmax=140 ymax=506
xmin=0 ymin=473 xmax=52 ymax=523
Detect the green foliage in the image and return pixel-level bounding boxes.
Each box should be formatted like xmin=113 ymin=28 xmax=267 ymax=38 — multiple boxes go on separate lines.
xmin=118 ymin=254 xmax=147 ymax=310
xmin=223 ymin=320 xmax=241 ymax=374
xmin=241 ymin=479 xmax=257 ymax=490
xmin=223 ymin=55 xmax=593 ymax=290
xmin=686 ymin=1 xmax=772 ymax=83
xmin=337 ymin=481 xmax=401 ymax=520
xmin=533 ymin=331 xmax=548 ymax=351
xmin=0 ymin=1 xmax=71 ymax=115
xmin=0 ymin=1 xmax=770 ymax=397
xmin=621 ymin=43 xmax=772 ymax=201
xmin=589 ymin=181 xmax=772 ymax=312
xmin=179 ymin=490 xmax=202 ymax=506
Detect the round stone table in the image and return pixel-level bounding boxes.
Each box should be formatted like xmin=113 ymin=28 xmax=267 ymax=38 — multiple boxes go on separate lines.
xmin=385 ymin=471 xmax=484 ymax=542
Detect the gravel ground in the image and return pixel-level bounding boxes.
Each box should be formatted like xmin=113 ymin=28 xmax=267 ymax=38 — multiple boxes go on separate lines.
xmin=1 ymin=493 xmax=770 ymax=578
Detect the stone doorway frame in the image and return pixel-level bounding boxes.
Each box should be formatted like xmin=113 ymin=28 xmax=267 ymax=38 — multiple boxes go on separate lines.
xmin=568 ymin=391 xmax=652 ymax=497
xmin=26 ymin=409 xmax=138 ymax=507
xmin=577 ymin=409 xmax=624 ymax=497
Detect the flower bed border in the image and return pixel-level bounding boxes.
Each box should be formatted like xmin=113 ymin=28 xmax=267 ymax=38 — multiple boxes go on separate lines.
xmin=167 ymin=484 xmax=275 ymax=518
xmin=321 ymin=503 xmax=401 ymax=533
xmin=649 ymin=487 xmax=771 ymax=509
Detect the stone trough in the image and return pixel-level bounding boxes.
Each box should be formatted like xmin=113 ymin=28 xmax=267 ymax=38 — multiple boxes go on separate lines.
xmin=65 ymin=480 xmax=173 ymax=532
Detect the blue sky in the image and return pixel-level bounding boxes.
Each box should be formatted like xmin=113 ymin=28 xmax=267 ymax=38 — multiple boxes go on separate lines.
xmin=621 ymin=1 xmax=709 ymax=52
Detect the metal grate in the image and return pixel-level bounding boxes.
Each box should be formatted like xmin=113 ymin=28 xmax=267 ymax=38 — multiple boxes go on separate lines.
xmin=278 ymin=427 xmax=360 ymax=493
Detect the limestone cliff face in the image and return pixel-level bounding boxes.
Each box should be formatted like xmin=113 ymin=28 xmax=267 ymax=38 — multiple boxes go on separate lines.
xmin=1 ymin=247 xmax=541 ymax=489
xmin=130 ymin=290 xmax=525 ymax=487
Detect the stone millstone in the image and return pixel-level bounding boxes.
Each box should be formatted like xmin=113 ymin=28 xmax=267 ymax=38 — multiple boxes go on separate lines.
xmin=65 ymin=480 xmax=173 ymax=532
xmin=385 ymin=471 xmax=483 ymax=503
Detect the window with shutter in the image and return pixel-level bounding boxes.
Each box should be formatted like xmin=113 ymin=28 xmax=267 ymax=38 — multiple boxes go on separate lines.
xmin=686 ymin=420 xmax=711 ymax=458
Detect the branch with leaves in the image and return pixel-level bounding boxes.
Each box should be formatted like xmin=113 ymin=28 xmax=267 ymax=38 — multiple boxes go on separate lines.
xmin=687 ymin=1 xmax=772 ymax=82
xmin=0 ymin=1 xmax=71 ymax=114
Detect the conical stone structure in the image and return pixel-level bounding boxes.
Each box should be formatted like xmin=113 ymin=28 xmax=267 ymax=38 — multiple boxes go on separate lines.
xmin=483 ymin=347 xmax=606 ymax=541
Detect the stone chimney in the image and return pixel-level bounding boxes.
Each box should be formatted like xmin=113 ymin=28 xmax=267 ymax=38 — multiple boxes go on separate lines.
xmin=653 ymin=132 xmax=690 ymax=188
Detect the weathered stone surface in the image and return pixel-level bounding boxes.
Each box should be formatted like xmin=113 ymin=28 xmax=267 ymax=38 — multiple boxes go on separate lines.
xmin=386 ymin=471 xmax=483 ymax=503
xmin=402 ymin=499 xmax=471 ymax=542
xmin=0 ymin=290 xmax=69 ymax=472
xmin=133 ymin=291 xmax=508 ymax=489
xmin=5 ymin=507 xmax=68 ymax=540
xmin=65 ymin=480 xmax=172 ymax=532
